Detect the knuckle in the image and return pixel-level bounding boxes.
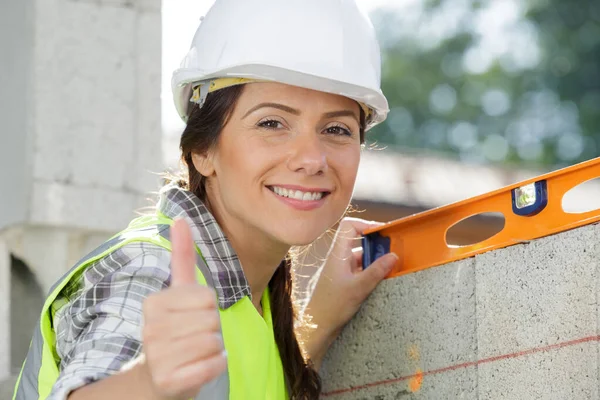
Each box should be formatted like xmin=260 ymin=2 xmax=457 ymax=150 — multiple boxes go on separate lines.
xmin=340 ymin=216 xmax=360 ymax=226
xmin=338 ymin=217 xmax=352 ymax=229
xmin=198 ymin=287 xmax=217 ymax=305
xmin=205 ymin=312 xmax=221 ymax=331
xmin=193 ymin=289 xmax=217 ymax=309
xmin=215 ymin=354 xmax=228 ymax=371
xmin=205 ymin=333 xmax=224 ymax=351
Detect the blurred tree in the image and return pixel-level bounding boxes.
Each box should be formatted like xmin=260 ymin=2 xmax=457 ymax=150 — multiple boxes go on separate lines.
xmin=368 ymin=0 xmax=600 ymax=168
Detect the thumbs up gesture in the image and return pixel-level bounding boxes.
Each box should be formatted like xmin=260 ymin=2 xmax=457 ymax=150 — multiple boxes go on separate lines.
xmin=141 ymin=219 xmax=227 ymax=400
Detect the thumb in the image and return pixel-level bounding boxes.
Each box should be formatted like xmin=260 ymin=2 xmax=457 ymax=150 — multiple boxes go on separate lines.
xmin=357 ymin=252 xmax=398 ymax=294
xmin=170 ymin=218 xmax=198 ymax=287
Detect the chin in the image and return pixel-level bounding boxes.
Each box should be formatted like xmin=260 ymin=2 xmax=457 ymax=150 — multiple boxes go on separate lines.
xmin=261 ymin=205 xmax=347 ymax=246
xmin=282 ymin=232 xmax=324 ymax=247
xmin=272 ymin=224 xmax=330 ymax=247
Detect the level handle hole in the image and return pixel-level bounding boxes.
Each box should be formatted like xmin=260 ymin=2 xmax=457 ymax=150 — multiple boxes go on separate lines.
xmin=445 ymin=212 xmax=505 ymax=247
xmin=562 ymin=177 xmax=600 ymax=214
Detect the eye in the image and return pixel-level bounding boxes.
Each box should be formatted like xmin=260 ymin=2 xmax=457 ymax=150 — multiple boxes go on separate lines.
xmin=257 ymin=119 xmax=284 ymax=129
xmin=324 ymin=124 xmax=352 ymax=137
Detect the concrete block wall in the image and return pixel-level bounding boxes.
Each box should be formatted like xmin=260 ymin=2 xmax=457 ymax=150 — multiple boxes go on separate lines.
xmin=321 ymin=222 xmax=600 ymax=399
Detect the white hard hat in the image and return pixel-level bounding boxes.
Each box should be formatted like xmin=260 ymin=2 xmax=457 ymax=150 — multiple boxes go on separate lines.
xmin=171 ymin=0 xmax=389 ymax=130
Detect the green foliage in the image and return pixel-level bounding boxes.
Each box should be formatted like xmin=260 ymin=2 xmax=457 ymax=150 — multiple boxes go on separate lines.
xmin=368 ymin=0 xmax=600 ymax=168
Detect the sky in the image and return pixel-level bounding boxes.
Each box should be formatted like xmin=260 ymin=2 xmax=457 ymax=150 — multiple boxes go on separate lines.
xmin=161 ymin=0 xmax=395 ymax=136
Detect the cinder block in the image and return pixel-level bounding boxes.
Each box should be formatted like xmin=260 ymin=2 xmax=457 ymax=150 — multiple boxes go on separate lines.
xmin=321 ymin=366 xmax=477 ymax=400
xmin=321 ymin=259 xmax=476 ymax=397
xmin=33 ymin=0 xmax=136 ymax=188
xmin=30 ymin=181 xmax=139 ymax=232
xmin=475 ymin=223 xmax=599 ymax=359
xmin=478 ymin=340 xmax=598 ymax=400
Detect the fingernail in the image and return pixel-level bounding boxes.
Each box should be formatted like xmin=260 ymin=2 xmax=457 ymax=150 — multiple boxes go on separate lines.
xmin=222 ymin=350 xmax=228 ymax=358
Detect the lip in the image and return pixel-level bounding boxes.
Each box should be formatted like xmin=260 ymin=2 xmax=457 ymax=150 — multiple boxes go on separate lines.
xmin=265 ymin=185 xmax=330 ymax=211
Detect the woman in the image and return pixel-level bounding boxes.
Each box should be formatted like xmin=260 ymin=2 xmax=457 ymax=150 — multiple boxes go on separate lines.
xmin=13 ymin=0 xmax=398 ymax=399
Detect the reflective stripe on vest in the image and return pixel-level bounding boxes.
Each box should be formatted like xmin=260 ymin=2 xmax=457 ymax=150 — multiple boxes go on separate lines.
xmin=13 ymin=214 xmax=287 ymax=399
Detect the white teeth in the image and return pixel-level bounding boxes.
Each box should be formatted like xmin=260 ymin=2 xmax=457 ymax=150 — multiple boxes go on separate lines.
xmin=270 ymin=186 xmax=324 ymax=201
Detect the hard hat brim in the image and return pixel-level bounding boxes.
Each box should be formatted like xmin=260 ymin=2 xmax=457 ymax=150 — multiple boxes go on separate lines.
xmin=172 ymin=64 xmax=389 ymax=130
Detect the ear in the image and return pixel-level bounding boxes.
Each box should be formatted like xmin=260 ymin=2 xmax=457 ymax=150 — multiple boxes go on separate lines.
xmin=191 ymin=151 xmax=215 ymax=177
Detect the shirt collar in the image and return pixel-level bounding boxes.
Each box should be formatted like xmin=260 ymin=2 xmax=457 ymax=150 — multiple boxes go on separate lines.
xmin=157 ymin=182 xmax=251 ymax=309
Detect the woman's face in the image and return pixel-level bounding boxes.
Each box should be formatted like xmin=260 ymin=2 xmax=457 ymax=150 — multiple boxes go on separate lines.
xmin=194 ymin=82 xmax=362 ymax=246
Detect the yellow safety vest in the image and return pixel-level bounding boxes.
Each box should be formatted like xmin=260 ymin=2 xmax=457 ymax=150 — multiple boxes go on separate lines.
xmin=13 ymin=213 xmax=288 ymax=399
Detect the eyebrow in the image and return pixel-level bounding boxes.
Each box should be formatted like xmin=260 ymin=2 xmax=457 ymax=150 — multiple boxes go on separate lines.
xmin=322 ymin=110 xmax=360 ymax=123
xmin=242 ymin=102 xmax=300 ymax=118
xmin=242 ymin=102 xmax=360 ymax=123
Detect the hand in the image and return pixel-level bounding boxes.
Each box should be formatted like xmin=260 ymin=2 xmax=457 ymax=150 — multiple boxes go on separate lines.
xmin=301 ymin=217 xmax=398 ymax=369
xmin=141 ymin=219 xmax=227 ymax=400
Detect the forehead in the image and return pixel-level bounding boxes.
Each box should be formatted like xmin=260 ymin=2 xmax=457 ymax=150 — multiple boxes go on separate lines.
xmin=235 ymin=82 xmax=360 ymax=113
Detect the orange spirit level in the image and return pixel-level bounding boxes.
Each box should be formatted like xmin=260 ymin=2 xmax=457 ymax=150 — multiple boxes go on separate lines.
xmin=362 ymin=157 xmax=600 ymax=278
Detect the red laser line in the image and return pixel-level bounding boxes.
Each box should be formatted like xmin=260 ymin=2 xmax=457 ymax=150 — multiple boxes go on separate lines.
xmin=322 ymin=334 xmax=600 ymax=397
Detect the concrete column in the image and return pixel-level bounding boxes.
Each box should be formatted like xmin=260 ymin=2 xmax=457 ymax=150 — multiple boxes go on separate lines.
xmin=0 ymin=0 xmax=163 ymax=233
xmin=0 ymin=0 xmax=162 ymax=289
xmin=18 ymin=228 xmax=73 ymax=294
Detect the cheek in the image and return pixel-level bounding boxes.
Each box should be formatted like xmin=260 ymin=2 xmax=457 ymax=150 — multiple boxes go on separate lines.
xmin=333 ymin=147 xmax=361 ymax=196
xmin=216 ymin=137 xmax=276 ymax=195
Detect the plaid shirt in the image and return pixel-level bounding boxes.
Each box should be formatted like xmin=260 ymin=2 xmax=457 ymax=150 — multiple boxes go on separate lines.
xmin=48 ymin=183 xmax=252 ymax=399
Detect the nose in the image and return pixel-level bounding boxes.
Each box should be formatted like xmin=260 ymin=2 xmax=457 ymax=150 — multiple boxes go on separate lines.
xmin=286 ymin=132 xmax=327 ymax=176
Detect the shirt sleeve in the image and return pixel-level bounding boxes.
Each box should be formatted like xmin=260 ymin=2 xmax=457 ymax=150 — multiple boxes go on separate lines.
xmin=47 ymin=242 xmax=172 ymax=400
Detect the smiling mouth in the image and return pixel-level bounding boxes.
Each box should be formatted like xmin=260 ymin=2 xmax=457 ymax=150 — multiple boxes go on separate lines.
xmin=267 ymin=186 xmax=330 ymax=201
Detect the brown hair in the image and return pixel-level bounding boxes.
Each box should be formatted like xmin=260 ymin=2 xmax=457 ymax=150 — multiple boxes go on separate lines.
xmin=178 ymin=84 xmax=365 ymax=399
